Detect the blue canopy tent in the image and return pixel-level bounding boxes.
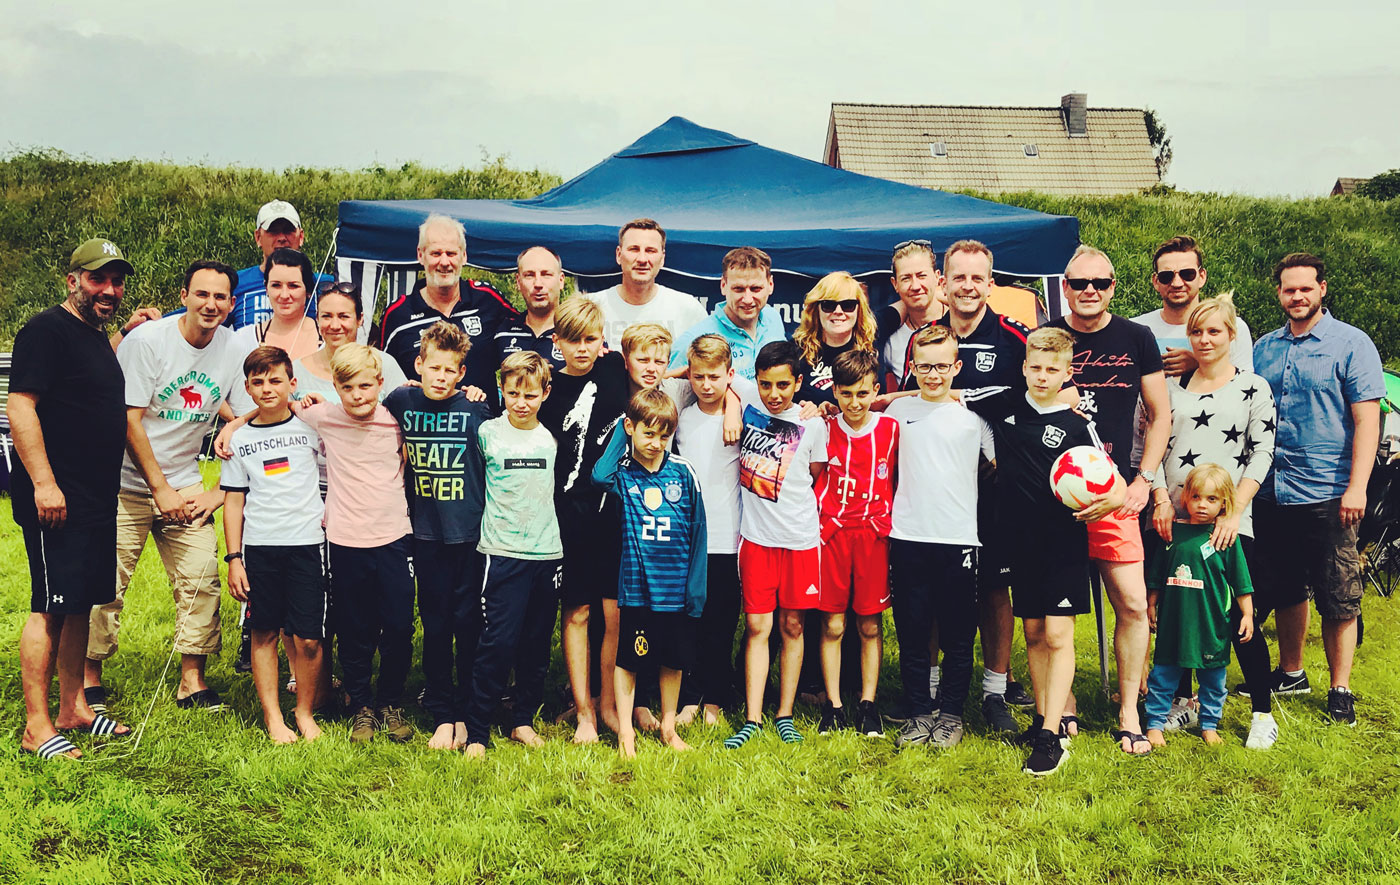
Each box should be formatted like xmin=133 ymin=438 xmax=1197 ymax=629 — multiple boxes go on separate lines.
xmin=334 ymin=116 xmax=1080 ymax=327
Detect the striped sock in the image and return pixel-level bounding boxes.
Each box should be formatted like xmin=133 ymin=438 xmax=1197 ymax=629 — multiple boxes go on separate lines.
xmin=724 ymin=721 xmax=761 ymax=749
xmin=775 ymin=716 xmax=803 ymax=744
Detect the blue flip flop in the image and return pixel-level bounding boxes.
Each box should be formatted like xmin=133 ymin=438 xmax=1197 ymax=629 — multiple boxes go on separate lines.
xmin=33 ymin=734 xmax=81 ymax=760
xmin=62 ymin=712 xmax=130 ymax=738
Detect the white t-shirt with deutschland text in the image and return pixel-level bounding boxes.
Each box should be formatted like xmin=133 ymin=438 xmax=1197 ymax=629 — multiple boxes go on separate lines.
xmin=118 ymin=315 xmax=254 ymax=493
xmin=582 ymin=284 xmax=708 ymax=348
xmin=219 ymin=415 xmax=324 ymax=547
xmin=886 ymin=396 xmax=995 ymax=546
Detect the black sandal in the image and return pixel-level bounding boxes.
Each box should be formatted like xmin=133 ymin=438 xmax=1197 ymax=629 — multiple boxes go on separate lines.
xmin=175 ymin=688 xmax=225 ymax=711
xmin=1111 ymin=729 xmax=1153 ymax=755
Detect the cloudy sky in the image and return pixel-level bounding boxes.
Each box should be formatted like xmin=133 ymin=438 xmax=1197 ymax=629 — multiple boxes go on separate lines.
xmin=2 ymin=0 xmax=1394 ymax=196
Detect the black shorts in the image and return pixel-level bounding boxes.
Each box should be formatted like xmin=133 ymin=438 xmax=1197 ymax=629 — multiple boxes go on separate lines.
xmin=1008 ymin=542 xmax=1091 ymax=619
xmin=557 ymin=494 xmax=622 ymax=607
xmin=244 ymin=544 xmax=329 ymax=639
xmin=23 ymin=522 xmax=117 ymax=614
xmin=616 ymin=607 xmax=697 ymax=673
xmin=1252 ymin=498 xmax=1362 ymax=620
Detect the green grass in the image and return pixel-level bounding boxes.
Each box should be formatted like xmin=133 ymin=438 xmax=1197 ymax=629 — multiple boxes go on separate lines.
xmin=5 ymin=468 xmax=1400 ymax=883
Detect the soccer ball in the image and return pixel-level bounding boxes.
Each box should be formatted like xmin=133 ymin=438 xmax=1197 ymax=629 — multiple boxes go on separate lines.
xmin=1049 ymin=446 xmax=1121 ymax=510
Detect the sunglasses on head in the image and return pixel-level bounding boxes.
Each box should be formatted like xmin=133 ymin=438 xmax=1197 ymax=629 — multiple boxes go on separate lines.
xmin=818 ymin=299 xmax=860 ymax=314
xmin=1155 ymin=268 xmax=1200 ymax=285
xmin=318 ymin=281 xmax=359 ymax=296
xmin=893 ymin=238 xmax=932 ymax=252
xmin=1066 ymin=277 xmax=1114 ymax=291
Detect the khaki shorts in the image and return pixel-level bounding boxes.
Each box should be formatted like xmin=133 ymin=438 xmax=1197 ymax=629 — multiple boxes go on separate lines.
xmin=1252 ymin=498 xmax=1362 ymax=621
xmin=88 ymin=485 xmax=224 ymax=660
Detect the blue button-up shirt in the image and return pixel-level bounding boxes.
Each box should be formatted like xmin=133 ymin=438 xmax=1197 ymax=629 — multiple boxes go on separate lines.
xmin=669 ymin=304 xmax=787 ymax=379
xmin=1253 ymin=310 xmax=1385 ymax=504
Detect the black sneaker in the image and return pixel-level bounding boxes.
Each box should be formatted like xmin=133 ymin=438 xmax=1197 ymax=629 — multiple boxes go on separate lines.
xmin=1023 ymin=728 xmax=1067 ymax=776
xmin=818 ymin=701 xmax=847 ymax=735
xmin=1004 ymin=681 xmax=1035 ymax=707
xmin=234 ymin=628 xmax=253 ymax=674
xmin=1326 ymin=687 xmax=1357 ymax=726
xmin=981 ymin=693 xmax=1020 ymax=734
xmin=857 ymin=700 xmax=883 ymax=737
xmin=1237 ymin=668 xmax=1311 ymax=698
xmin=1012 ymin=714 xmax=1045 ymax=747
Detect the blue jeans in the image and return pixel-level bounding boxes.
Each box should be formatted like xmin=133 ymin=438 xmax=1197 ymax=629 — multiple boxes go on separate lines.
xmin=1146 ymin=664 xmax=1226 ymax=731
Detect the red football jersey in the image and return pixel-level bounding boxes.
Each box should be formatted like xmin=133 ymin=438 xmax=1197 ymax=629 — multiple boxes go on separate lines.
xmin=817 ymin=413 xmax=899 ymax=537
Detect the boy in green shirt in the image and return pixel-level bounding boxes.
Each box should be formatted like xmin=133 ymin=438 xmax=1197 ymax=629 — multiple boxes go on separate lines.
xmin=1145 ymin=464 xmax=1255 ymax=747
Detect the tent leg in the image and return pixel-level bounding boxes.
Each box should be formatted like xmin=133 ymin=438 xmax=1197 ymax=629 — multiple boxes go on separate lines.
xmin=1092 ymin=570 xmax=1110 ymax=696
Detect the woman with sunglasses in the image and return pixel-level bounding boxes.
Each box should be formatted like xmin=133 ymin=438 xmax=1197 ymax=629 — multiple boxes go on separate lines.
xmin=231 ymin=248 xmax=324 ymax=363
xmin=792 ymin=272 xmax=878 ymax=411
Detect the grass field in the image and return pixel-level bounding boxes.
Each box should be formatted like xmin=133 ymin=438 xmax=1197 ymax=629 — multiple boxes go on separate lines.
xmin=5 ymin=470 xmax=1400 ymax=884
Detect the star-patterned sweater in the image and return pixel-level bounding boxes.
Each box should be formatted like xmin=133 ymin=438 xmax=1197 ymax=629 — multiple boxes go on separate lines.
xmin=1154 ymin=369 xmax=1276 ymax=538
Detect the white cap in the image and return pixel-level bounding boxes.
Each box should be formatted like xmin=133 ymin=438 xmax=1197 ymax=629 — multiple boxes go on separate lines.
xmin=256 ymin=200 xmax=302 ymax=231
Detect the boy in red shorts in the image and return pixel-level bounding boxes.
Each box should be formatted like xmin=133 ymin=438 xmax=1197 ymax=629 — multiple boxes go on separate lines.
xmin=724 ymin=341 xmax=828 ymax=748
xmin=814 ymin=350 xmax=897 ymax=737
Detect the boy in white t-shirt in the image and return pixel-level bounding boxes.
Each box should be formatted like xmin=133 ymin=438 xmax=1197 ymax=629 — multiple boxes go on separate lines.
xmin=724 ymin=341 xmax=829 ymax=748
xmin=885 ymin=326 xmax=995 ymax=750
xmin=221 ymin=346 xmax=326 ymax=744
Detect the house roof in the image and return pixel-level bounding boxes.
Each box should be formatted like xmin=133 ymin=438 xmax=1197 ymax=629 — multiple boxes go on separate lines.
xmin=1331 ymin=177 xmax=1367 ymax=196
xmin=826 ymin=102 xmax=1161 ymax=196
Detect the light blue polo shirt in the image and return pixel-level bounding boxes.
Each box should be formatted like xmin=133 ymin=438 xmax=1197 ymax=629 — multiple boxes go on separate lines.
xmin=669 ymin=305 xmax=787 ymax=379
xmin=1253 ymin=310 xmax=1385 ymax=504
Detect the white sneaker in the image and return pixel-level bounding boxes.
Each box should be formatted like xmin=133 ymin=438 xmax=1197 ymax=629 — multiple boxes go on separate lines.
xmin=1245 ymin=712 xmax=1279 ymax=750
xmin=1163 ymin=696 xmax=1200 ymax=732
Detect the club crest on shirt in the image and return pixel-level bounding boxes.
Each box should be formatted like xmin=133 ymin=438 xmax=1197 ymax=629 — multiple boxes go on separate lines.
xmin=634 ymin=634 xmax=649 ymax=657
xmin=552 ymin=344 xmax=564 ymax=361
xmin=644 ymin=487 xmax=663 ymax=511
xmin=463 ymin=316 xmax=482 ymax=336
xmin=1041 ymin=426 xmax=1066 ymax=448
xmin=975 ymin=351 xmax=996 ymax=372
xmin=664 ymin=482 xmax=683 ymax=503
xmin=876 ymin=459 xmax=890 ymax=479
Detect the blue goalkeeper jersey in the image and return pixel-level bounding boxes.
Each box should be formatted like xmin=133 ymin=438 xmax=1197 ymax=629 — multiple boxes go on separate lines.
xmin=592 ymin=424 xmax=708 ymax=616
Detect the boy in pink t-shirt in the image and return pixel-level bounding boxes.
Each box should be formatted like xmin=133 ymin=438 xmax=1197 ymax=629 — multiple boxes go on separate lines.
xmin=291 ymin=344 xmax=415 ymax=745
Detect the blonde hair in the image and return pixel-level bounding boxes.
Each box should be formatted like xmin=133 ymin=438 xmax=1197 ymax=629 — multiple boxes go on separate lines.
xmin=1026 ymin=327 xmax=1075 ymax=360
xmin=626 ymin=388 xmax=679 ymax=435
xmin=1186 ymin=291 xmax=1239 ymax=340
xmin=891 ymin=241 xmax=936 ymax=274
xmin=793 ymin=272 xmax=876 ymax=367
xmin=1065 ymin=244 xmax=1115 ymax=278
xmin=330 ymin=343 xmax=382 ymax=385
xmin=911 ymin=324 xmax=957 ymax=351
xmin=620 ymin=322 xmax=672 ymax=359
xmin=688 ymin=333 xmax=732 ymax=369
xmin=1184 ymin=464 xmax=1238 ymax=520
xmin=944 ymin=239 xmax=994 ymax=274
xmin=554 ymin=297 xmax=604 ymax=342
xmin=499 ymin=351 xmax=551 ymax=390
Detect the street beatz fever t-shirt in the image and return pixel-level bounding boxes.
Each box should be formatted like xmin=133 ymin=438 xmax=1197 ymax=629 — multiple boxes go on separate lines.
xmin=738 ymin=404 xmax=828 ymax=549
xmin=1046 ymin=314 xmax=1163 ymax=479
xmin=219 ymin=415 xmax=324 ymax=547
xmin=1146 ymin=522 xmax=1253 ymax=669
xmin=117 ymin=315 xmax=253 ymax=493
xmin=385 ymin=386 xmax=492 ymax=544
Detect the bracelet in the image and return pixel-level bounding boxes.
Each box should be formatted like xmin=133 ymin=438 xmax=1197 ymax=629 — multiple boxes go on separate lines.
xmin=1153 ymin=500 xmax=1172 ymax=509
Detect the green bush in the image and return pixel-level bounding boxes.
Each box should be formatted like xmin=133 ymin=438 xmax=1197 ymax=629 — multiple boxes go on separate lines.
xmin=4 ymin=152 xmax=1400 ymax=362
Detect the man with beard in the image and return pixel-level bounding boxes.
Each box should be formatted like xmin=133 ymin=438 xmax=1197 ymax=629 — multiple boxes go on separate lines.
xmin=12 ymin=240 xmax=152 ymax=757
xmin=379 ymin=214 xmax=521 ymax=395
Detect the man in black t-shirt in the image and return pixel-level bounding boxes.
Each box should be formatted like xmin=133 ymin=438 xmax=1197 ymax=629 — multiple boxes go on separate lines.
xmin=1047 ymin=245 xmax=1171 ymax=756
xmin=12 ymin=239 xmax=148 ymax=758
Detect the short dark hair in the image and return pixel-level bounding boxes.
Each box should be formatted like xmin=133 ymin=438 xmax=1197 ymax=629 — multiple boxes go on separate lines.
xmin=263 ymin=247 xmax=316 ymax=293
xmin=721 ymin=246 xmax=771 ymax=277
xmin=243 ymin=345 xmax=293 ymax=379
xmin=618 ymin=218 xmax=666 ymax=248
xmin=1152 ymin=235 xmax=1204 ymax=271
xmin=317 ymin=281 xmax=363 ymax=319
xmin=1273 ymin=252 xmax=1326 ymax=286
xmin=183 ymin=259 xmax=239 ymax=294
xmin=626 ymin=388 xmax=679 ymax=436
xmin=755 ymin=340 xmax=803 ymax=379
xmin=831 ymin=349 xmax=879 ymax=388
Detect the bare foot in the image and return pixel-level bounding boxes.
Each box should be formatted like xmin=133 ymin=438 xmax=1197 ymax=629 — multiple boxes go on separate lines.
xmin=511 ymin=725 xmax=546 ymax=747
xmin=572 ymin=716 xmax=599 ymax=745
xmin=634 ymin=707 xmax=660 ymax=733
xmin=661 ymin=729 xmax=691 ymax=752
xmin=464 ymin=743 xmax=487 ymax=759
xmin=453 ymin=722 xmax=468 ymax=750
xmin=428 ymin=722 xmax=457 ymax=750
xmin=618 ymin=729 xmax=636 ymax=759
xmin=267 ymin=720 xmax=299 ymax=745
xmin=21 ymin=727 xmax=81 ymax=759
xmin=703 ymin=704 xmax=722 ymax=726
xmin=600 ymin=707 xmax=621 ymax=734
xmin=1202 ymin=729 xmax=1223 ymax=746
xmin=677 ymin=704 xmax=699 ymax=726
xmin=295 ymin=714 xmax=323 ymax=742
xmin=1146 ymin=729 xmax=1167 ymax=748
xmin=53 ymin=712 xmax=131 ymax=737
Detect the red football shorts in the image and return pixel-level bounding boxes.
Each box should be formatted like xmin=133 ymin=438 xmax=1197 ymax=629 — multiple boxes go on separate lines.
xmin=1087 ymin=509 xmax=1145 ymax=563
xmin=819 ymin=525 xmax=891 ymax=615
xmin=738 ymin=540 xmax=821 ymax=614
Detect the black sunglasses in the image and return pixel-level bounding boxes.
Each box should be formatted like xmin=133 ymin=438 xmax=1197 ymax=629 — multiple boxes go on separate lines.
xmin=1066 ymin=277 xmax=1114 ymax=291
xmin=893 ymin=239 xmax=933 ymax=252
xmin=1155 ymin=268 xmax=1200 ymax=285
xmin=818 ymin=299 xmax=860 ymax=314
xmin=318 ymin=281 xmax=360 ymax=296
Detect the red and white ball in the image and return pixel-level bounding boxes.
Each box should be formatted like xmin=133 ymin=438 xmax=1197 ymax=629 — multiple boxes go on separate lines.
xmin=1049 ymin=446 xmax=1121 ymax=510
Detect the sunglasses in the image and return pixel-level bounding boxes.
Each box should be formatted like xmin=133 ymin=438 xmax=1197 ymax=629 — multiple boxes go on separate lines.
xmin=318 ymin=281 xmax=360 ymax=296
xmin=1066 ymin=277 xmax=1114 ymax=291
xmin=1155 ymin=268 xmax=1200 ymax=285
xmin=893 ymin=238 xmax=932 ymax=252
xmin=818 ymin=299 xmax=861 ymax=314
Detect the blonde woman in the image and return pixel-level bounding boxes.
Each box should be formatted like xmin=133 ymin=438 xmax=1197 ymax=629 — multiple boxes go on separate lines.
xmin=792 ymin=272 xmax=877 ymax=409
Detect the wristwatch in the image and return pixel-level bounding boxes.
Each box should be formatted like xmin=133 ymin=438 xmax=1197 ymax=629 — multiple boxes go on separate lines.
xmin=1137 ymin=468 xmax=1156 ymax=484
xmin=224 ymin=552 xmax=244 ymax=563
